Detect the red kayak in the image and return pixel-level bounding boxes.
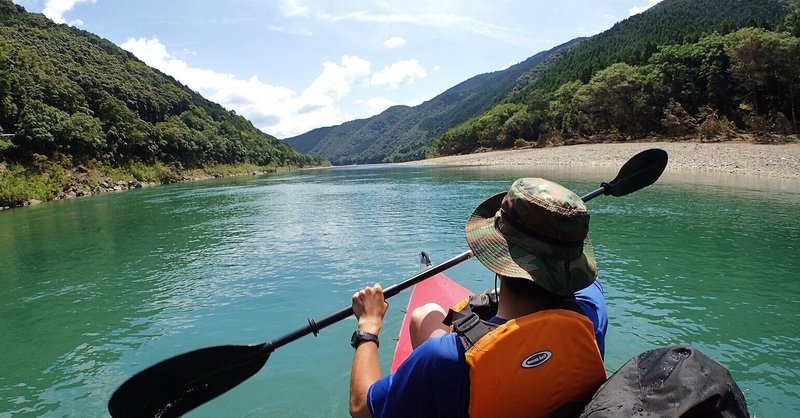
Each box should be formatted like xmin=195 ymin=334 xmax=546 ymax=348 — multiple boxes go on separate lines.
xmin=390 ymin=252 xmax=473 ymax=372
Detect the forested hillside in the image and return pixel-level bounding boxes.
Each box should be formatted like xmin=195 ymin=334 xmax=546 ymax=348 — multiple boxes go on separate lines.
xmin=515 ymin=0 xmax=788 ymax=95
xmin=283 ymin=39 xmax=582 ymax=165
xmin=286 ymin=0 xmax=797 ymax=164
xmin=434 ymin=28 xmax=799 ymax=155
xmin=0 ymin=0 xmax=324 ymax=207
xmin=433 ymin=0 xmax=798 ymax=156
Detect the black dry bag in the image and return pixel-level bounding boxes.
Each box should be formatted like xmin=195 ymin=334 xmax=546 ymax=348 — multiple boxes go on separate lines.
xmin=579 ymin=345 xmax=750 ymax=418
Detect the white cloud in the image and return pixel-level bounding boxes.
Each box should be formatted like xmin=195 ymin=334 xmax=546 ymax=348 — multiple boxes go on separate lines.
xmin=384 ymin=36 xmax=407 ymax=48
xmin=282 ymin=0 xmax=309 ymax=17
xmin=407 ymin=95 xmax=433 ymax=107
xmin=304 ymin=55 xmax=371 ymax=101
xmin=364 ymin=97 xmax=396 ymax=115
xmin=42 ymin=0 xmax=95 ymax=24
xmin=629 ymin=0 xmax=663 ymax=16
xmin=358 ymin=93 xmax=434 ymax=116
xmin=371 ymin=59 xmax=427 ymax=89
xmin=121 ymin=37 xmax=374 ymax=138
xmin=317 ymin=11 xmax=531 ymax=46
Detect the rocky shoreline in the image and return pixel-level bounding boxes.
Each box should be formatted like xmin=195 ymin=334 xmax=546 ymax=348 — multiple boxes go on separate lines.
xmin=404 ymin=141 xmax=800 ymax=180
xmin=0 ymin=164 xmax=270 ymax=211
xmin=2 ymin=172 xmax=157 ymax=211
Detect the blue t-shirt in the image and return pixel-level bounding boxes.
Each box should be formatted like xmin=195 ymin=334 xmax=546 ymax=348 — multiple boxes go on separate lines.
xmin=367 ymin=280 xmax=608 ymax=418
xmin=576 ymin=280 xmax=608 ymax=357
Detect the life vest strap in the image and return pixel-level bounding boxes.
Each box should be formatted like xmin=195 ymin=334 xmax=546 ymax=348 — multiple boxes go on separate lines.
xmin=451 ymin=312 xmax=496 ymax=349
xmin=442 ymin=288 xmax=498 ymax=329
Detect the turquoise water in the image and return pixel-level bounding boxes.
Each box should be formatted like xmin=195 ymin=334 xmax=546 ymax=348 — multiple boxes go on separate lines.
xmin=1 ymin=164 xmax=798 ymax=417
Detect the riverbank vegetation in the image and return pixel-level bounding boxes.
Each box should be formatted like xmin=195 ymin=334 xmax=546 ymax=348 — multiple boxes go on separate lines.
xmin=0 ymin=158 xmax=290 ymax=209
xmin=0 ymin=1 xmax=326 ymax=208
xmin=431 ymin=13 xmax=800 ymax=156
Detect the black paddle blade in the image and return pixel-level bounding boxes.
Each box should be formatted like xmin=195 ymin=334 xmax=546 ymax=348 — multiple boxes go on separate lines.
xmin=605 ymin=148 xmax=668 ymax=197
xmin=108 ymin=343 xmax=272 ymax=418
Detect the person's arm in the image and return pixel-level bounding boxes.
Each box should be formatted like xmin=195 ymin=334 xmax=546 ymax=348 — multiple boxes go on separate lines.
xmin=575 ymin=279 xmax=608 ymax=358
xmin=349 ymin=283 xmax=389 ymax=418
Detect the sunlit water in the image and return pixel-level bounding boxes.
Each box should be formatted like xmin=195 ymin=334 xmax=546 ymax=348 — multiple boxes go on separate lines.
xmin=1 ymin=164 xmax=798 ymax=417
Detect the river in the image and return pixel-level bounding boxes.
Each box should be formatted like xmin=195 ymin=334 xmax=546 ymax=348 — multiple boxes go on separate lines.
xmin=1 ymin=163 xmax=798 ymax=417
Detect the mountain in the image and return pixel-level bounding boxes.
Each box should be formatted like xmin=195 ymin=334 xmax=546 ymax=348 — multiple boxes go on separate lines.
xmin=437 ymin=0 xmax=797 ymax=154
xmin=283 ymin=39 xmax=582 ymax=165
xmin=518 ymin=0 xmax=789 ymax=94
xmin=0 ymin=0 xmax=322 ymax=169
xmin=285 ymin=0 xmax=790 ymax=165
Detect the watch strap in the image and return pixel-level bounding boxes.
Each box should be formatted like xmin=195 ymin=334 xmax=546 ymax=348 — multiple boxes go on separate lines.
xmin=351 ymin=330 xmax=379 ymax=348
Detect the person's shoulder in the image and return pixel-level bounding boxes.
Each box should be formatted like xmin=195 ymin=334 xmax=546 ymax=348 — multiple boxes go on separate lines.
xmin=576 ymin=280 xmax=605 ymax=303
xmin=412 ymin=333 xmax=464 ymax=364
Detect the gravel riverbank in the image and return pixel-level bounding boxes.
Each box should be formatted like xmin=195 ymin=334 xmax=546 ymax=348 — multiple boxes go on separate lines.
xmin=404 ymin=141 xmax=800 ymax=180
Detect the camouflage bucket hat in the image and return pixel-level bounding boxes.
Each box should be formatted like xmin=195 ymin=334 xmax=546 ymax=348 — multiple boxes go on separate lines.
xmin=465 ymin=178 xmax=597 ymax=296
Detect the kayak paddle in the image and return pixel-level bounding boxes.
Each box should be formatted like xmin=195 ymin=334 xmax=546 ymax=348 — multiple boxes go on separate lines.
xmin=108 ymin=147 xmax=668 ymax=417
xmin=581 ymin=147 xmax=668 ymax=201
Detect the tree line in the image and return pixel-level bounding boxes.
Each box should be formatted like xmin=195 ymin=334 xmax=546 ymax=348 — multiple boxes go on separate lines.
xmin=431 ymin=27 xmax=800 ymax=156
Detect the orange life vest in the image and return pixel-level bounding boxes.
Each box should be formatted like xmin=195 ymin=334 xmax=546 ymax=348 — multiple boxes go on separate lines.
xmin=462 ymin=309 xmax=606 ymax=418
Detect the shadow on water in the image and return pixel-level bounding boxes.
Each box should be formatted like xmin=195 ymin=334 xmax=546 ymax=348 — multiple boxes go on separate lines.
xmin=1 ymin=164 xmax=798 ymax=416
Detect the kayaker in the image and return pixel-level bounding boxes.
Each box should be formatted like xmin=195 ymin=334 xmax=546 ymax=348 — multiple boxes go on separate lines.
xmin=349 ymin=178 xmax=608 ymax=418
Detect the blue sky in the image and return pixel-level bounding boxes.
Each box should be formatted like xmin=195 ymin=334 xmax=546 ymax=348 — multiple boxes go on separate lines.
xmin=11 ymin=0 xmax=664 ymax=139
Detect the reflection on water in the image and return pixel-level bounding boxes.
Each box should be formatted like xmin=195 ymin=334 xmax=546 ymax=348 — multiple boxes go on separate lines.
xmin=0 ymin=165 xmax=798 ymax=417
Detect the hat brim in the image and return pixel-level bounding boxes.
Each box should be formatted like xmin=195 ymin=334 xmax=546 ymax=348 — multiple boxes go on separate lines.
xmin=465 ymin=192 xmax=597 ymax=295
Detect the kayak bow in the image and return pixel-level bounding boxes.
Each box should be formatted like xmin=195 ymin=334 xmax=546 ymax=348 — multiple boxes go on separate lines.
xmin=391 ymin=252 xmax=472 ymax=371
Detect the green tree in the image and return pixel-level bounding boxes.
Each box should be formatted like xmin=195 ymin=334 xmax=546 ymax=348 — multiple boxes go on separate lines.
xmin=13 ymin=99 xmax=69 ymax=156
xmin=779 ymin=44 xmax=800 ymax=132
xmin=0 ymin=40 xmax=11 ymax=128
xmin=61 ymin=112 xmax=105 ymax=161
xmin=580 ymin=63 xmax=655 ymax=137
xmin=179 ymin=105 xmax=214 ymax=132
xmin=430 ymin=123 xmax=477 ymax=156
xmin=501 ymin=106 xmax=536 ymax=144
xmin=780 ymin=0 xmax=800 ymax=36
xmin=155 ymin=116 xmax=204 ymax=167
xmin=725 ymin=28 xmax=773 ymax=114
xmin=725 ymin=28 xmax=800 ymax=132
xmin=97 ymin=95 xmax=155 ymax=162
xmin=650 ymin=33 xmax=731 ymax=115
xmin=767 ymin=30 xmax=800 ymax=132
xmin=548 ymin=80 xmax=591 ymax=135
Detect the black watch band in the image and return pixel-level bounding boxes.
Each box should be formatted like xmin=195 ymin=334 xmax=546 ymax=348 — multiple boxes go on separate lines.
xmin=351 ymin=330 xmax=379 ymax=349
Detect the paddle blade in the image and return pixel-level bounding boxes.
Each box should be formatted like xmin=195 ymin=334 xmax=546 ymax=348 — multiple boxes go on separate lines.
xmin=108 ymin=344 xmax=272 ymax=418
xmin=605 ymin=148 xmax=668 ymax=197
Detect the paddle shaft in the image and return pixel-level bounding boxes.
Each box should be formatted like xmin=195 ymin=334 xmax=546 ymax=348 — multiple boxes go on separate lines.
xmin=268 ymin=250 xmax=473 ymax=351
xmin=581 ymin=184 xmax=608 ymax=202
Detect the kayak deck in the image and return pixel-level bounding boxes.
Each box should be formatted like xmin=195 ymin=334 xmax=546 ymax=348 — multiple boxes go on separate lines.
xmin=390 ymin=254 xmax=472 ymax=372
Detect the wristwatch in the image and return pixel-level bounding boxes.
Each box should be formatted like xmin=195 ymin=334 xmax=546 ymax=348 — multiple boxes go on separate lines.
xmin=351 ymin=330 xmax=379 ymax=349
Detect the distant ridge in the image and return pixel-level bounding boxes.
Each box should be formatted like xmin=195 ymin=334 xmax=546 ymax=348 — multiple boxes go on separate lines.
xmin=283 ymin=39 xmax=582 ymax=165
xmin=284 ymin=0 xmax=789 ymax=165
